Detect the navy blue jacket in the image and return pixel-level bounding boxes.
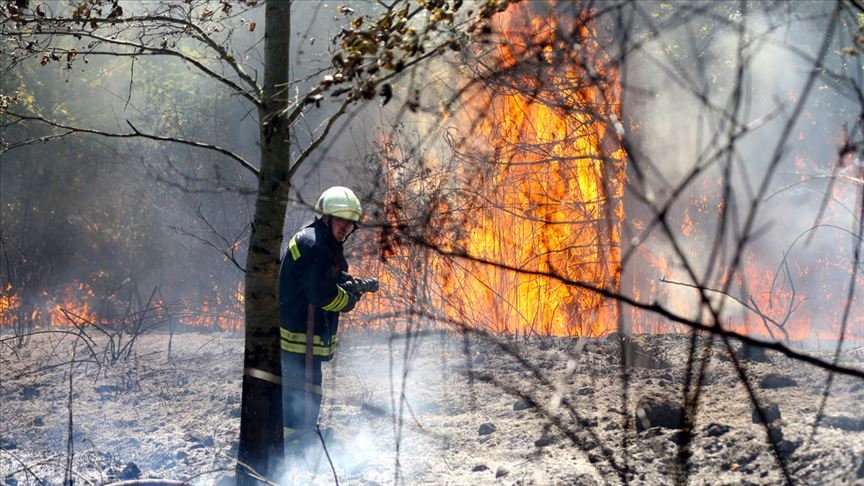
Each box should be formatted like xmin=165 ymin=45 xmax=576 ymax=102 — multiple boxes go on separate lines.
xmin=278 ymin=218 xmax=355 ymax=360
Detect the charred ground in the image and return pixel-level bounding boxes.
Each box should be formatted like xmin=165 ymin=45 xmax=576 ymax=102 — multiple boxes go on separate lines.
xmin=1 ymin=329 xmax=862 ymax=485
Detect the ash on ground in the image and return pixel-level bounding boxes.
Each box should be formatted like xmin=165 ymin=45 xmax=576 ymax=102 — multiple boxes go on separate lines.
xmin=1 ymin=329 xmax=862 ymax=485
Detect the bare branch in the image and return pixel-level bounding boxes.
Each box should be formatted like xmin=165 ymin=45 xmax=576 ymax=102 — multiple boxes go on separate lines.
xmin=406 ymin=232 xmax=864 ymax=380
xmin=1 ymin=111 xmax=259 ymax=176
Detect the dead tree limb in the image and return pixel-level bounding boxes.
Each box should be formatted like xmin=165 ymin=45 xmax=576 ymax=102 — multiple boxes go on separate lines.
xmin=659 ymin=277 xmax=793 ymax=343
xmin=1 ymin=113 xmax=258 ymax=176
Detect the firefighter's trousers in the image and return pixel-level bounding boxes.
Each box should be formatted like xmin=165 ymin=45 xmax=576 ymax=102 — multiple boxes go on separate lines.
xmin=281 ymin=351 xmax=323 ymax=445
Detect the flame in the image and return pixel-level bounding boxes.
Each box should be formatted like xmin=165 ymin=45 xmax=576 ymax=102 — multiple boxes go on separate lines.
xmin=354 ymin=3 xmax=626 ymax=337
xmin=729 ymin=253 xmax=864 ymax=342
xmin=0 ymin=280 xmax=244 ymax=332
xmin=625 ymin=174 xmax=864 ymax=341
xmin=184 ymin=280 xmax=244 ymax=331
xmin=440 ymin=5 xmax=625 ymax=336
xmin=0 ymin=283 xmax=22 ymax=325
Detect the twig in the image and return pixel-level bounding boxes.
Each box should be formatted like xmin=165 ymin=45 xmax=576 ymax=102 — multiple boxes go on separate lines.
xmin=401 ymin=239 xmax=864 ymax=379
xmin=315 ymin=426 xmax=340 ymax=486
xmin=659 ymin=277 xmax=791 ymax=342
xmin=232 ymin=454 xmax=279 ymax=486
xmin=809 ymin=162 xmax=864 ymax=444
xmin=102 ymin=481 xmax=187 ymax=486
xmin=63 ymin=342 xmax=77 ymax=486
xmin=1 ymin=112 xmax=258 ymax=176
xmin=0 ymin=449 xmax=48 ymax=485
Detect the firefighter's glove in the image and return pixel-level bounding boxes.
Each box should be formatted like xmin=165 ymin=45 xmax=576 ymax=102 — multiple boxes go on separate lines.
xmin=343 ymin=290 xmax=360 ymax=312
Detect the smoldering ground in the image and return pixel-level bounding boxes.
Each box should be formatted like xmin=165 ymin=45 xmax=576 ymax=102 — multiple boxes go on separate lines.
xmin=1 ymin=328 xmax=862 ymax=485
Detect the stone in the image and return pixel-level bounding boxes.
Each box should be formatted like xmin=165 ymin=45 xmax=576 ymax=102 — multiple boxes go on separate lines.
xmin=752 ymin=403 xmax=781 ymax=424
xmin=759 ymin=373 xmax=797 ymax=389
xmin=635 ymin=392 xmax=684 ymax=431
xmin=706 ymin=423 xmax=730 ymax=437
xmin=513 ymin=400 xmax=533 ymax=411
xmin=0 ymin=437 xmax=17 ymax=451
xmin=735 ymin=343 xmax=771 ymax=363
xmin=534 ymin=434 xmax=560 ymax=447
xmin=776 ymin=439 xmax=800 ymax=459
xmin=20 ymin=384 xmax=40 ymax=400
xmin=119 ymin=462 xmax=141 ymax=480
xmin=478 ymin=423 xmax=496 ymax=436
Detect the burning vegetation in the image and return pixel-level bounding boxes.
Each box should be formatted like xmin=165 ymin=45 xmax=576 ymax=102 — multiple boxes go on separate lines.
xmin=348 ymin=1 xmax=863 ymax=347
xmin=347 ymin=3 xmax=625 ymax=338
xmin=2 ymin=1 xmax=862 ymax=348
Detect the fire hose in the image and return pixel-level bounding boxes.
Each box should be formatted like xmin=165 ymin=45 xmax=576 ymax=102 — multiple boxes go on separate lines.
xmin=339 ymin=276 xmax=380 ymax=295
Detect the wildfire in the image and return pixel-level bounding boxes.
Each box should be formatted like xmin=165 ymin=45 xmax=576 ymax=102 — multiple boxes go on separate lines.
xmin=3 ymin=5 xmax=859 ymax=347
xmin=0 ymin=283 xmax=22 ymax=324
xmin=354 ymin=3 xmax=626 ymax=337
xmin=185 ymin=280 xmax=244 ymax=332
xmin=441 ymin=5 xmax=625 ymax=337
xmin=0 ymin=280 xmax=244 ymax=332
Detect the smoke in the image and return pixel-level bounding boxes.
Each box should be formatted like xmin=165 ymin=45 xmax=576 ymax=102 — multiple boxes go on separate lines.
xmin=0 ymin=1 xmax=357 ymax=328
xmin=277 ymin=329 xmax=459 ymax=484
xmin=618 ymin=2 xmax=863 ymax=340
xmin=279 ymin=424 xmax=386 ymax=483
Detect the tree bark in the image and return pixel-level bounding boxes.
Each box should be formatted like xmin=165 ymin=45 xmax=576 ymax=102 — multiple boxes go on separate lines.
xmin=236 ymin=1 xmax=291 ymax=483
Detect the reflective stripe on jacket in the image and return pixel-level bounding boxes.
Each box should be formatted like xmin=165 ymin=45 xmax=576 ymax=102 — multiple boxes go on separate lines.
xmin=280 ymin=327 xmax=337 ymax=357
xmin=278 ymin=218 xmax=351 ymax=360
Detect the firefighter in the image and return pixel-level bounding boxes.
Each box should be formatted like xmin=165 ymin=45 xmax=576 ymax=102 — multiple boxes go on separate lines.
xmin=278 ymin=186 xmax=378 ymax=451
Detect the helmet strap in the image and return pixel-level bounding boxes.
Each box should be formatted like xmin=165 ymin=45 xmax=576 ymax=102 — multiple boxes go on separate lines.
xmin=345 ymin=222 xmax=359 ymax=240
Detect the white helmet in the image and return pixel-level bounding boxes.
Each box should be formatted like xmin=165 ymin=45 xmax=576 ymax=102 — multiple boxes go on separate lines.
xmin=314 ymin=186 xmax=362 ymax=222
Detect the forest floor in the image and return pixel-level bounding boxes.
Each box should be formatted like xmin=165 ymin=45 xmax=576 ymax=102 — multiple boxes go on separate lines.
xmin=1 ymin=328 xmax=863 ymax=485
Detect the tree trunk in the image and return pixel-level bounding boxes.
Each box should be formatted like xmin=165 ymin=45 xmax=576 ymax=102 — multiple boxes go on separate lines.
xmin=236 ymin=1 xmax=291 ymax=483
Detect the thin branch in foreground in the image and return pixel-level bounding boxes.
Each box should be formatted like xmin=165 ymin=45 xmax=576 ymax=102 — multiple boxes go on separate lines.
xmin=0 ymin=112 xmax=259 ymax=176
xmin=405 ymin=232 xmax=864 ymax=379
xmin=63 ymin=342 xmax=77 ymax=486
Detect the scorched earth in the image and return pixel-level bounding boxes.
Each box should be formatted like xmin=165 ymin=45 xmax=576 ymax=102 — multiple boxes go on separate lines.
xmin=1 ymin=329 xmax=863 ymax=485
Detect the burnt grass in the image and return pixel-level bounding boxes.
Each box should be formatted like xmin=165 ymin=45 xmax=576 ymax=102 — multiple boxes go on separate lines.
xmin=1 ymin=329 xmax=863 ymax=485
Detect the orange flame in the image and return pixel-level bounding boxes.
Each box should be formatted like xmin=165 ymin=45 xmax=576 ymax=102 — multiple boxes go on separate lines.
xmin=0 ymin=280 xmax=244 ymax=332
xmin=440 ymin=5 xmax=625 ymax=336
xmin=0 ymin=283 xmax=22 ymax=325
xmin=355 ymin=4 xmax=626 ymax=337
